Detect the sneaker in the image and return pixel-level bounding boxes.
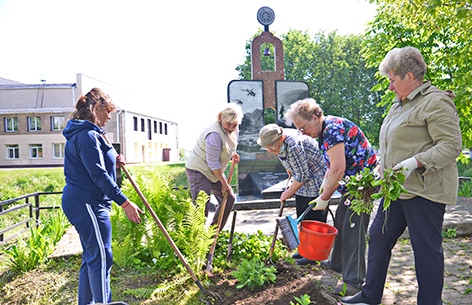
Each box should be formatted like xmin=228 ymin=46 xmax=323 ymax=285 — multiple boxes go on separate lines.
xmin=335 ymin=282 xmax=361 ymax=296
xmin=292 ymin=251 xmax=302 ymax=259
xmin=296 ymin=257 xmax=318 ymax=265
xmin=340 ymin=291 xmax=371 ymax=304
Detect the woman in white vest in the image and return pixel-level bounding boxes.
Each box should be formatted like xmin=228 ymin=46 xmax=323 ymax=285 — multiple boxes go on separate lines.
xmin=185 ymin=103 xmax=243 ymax=230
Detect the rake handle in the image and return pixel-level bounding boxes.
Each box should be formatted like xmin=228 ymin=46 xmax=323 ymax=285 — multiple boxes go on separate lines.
xmin=103 ymin=135 xmax=199 ymax=282
xmin=268 ymin=174 xmax=291 ymax=258
xmin=206 ymin=158 xmax=235 ymax=269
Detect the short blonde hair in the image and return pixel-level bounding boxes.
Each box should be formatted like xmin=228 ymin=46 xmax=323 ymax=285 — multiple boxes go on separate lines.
xmin=284 ymin=98 xmax=323 ymax=126
xmin=379 ymin=46 xmax=426 ymax=80
xmin=218 ymin=103 xmax=244 ymax=124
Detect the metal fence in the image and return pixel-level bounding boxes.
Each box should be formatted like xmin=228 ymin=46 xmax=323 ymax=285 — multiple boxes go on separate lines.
xmin=0 ymin=192 xmax=62 ymax=247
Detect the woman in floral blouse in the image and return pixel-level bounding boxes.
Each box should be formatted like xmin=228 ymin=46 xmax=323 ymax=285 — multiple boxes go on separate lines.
xmin=285 ymin=98 xmax=378 ymax=296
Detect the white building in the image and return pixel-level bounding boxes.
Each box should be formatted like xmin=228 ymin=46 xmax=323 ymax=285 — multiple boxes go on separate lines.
xmin=0 ymin=74 xmax=178 ymax=168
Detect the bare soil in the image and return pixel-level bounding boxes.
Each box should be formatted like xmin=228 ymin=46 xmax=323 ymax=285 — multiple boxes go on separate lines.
xmin=205 ymin=260 xmax=339 ymax=305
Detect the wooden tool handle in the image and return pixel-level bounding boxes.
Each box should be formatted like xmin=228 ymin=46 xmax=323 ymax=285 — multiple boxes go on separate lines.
xmin=102 ymin=134 xmax=199 ymax=281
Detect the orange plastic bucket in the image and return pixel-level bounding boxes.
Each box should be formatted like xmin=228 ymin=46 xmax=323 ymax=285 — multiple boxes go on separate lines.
xmin=298 ymin=220 xmax=338 ymax=261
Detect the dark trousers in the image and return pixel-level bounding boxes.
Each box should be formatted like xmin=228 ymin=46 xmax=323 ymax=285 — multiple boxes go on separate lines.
xmin=330 ymin=195 xmax=370 ymax=288
xmin=186 ymin=168 xmax=235 ymax=231
xmin=295 ymin=194 xmax=328 ymax=222
xmin=362 ymin=197 xmax=446 ymax=305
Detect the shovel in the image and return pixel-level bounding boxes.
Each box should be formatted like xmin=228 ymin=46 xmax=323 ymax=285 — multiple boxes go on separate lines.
xmin=102 ymin=134 xmax=221 ymax=304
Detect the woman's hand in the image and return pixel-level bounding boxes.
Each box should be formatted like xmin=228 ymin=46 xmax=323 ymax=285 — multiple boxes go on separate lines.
xmin=116 ymin=154 xmax=126 ymax=165
xmin=232 ymin=153 xmax=240 ymax=164
xmin=122 ymin=200 xmax=145 ymax=224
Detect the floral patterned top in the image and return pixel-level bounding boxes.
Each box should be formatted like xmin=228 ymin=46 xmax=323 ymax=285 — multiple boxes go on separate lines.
xmin=319 ymin=116 xmax=377 ymax=194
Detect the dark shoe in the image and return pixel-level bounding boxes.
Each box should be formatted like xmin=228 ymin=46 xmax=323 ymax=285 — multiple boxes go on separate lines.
xmin=292 ymin=251 xmax=302 ymax=259
xmin=296 ymin=257 xmax=318 ymax=265
xmin=341 ymin=291 xmax=372 ymax=304
xmin=319 ymin=260 xmax=342 ymax=273
xmin=319 ymin=260 xmax=331 ymax=269
xmin=335 ymin=282 xmax=361 ymax=296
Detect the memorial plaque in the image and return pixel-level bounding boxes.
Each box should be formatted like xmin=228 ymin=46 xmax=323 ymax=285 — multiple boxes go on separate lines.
xmin=227 ymin=80 xmax=265 ymax=160
xmin=275 ymin=80 xmax=310 ymax=128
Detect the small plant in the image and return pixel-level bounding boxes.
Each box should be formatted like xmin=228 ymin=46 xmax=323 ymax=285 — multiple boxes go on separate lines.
xmin=2 ymin=209 xmax=69 ymax=273
xmin=231 ymin=257 xmax=277 ymax=289
xmin=458 ymin=180 xmax=472 ymax=197
xmin=339 ymin=283 xmax=347 ymax=297
xmin=290 ymin=294 xmax=313 ymax=305
xmin=442 ymin=228 xmax=457 ymax=238
xmin=342 ymin=167 xmax=408 ymax=216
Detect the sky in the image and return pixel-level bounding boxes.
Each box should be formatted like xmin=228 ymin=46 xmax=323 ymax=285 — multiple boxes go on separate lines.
xmin=0 ymin=0 xmax=377 ymax=150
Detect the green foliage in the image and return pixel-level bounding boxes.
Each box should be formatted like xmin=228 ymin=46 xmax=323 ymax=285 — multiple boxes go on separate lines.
xmin=2 ymin=209 xmax=69 ymax=273
xmin=231 ymin=257 xmax=277 ymax=289
xmin=264 ymin=107 xmax=276 ymax=124
xmin=111 ymin=167 xmax=215 ymax=279
xmin=371 ymin=168 xmax=409 ymax=212
xmin=457 ymin=157 xmax=472 ymax=177
xmin=442 ymin=227 xmax=457 ymax=239
xmin=123 ymin=274 xmax=190 ymax=300
xmin=212 ymin=230 xmax=289 ymax=269
xmin=343 ymin=167 xmax=408 ymax=215
xmin=236 ymin=29 xmax=385 ymax=146
xmin=290 ymin=294 xmax=313 ymax=305
xmin=343 ymin=167 xmax=380 ymax=215
xmin=0 ymin=168 xmax=65 ymax=201
xmin=363 ymin=0 xmax=472 ymax=148
xmin=458 ymin=180 xmax=472 ymax=197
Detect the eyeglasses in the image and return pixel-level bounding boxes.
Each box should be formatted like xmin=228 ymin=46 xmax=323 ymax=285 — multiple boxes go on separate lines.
xmin=298 ymin=118 xmax=312 ymax=133
xmin=263 ymin=140 xmax=279 ymax=151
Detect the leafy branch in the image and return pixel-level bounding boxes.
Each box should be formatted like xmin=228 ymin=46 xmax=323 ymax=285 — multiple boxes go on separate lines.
xmin=342 ymin=167 xmax=408 ymax=215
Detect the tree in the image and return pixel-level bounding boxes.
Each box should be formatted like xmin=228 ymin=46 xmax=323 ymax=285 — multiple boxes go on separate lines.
xmin=362 ymin=0 xmax=472 ymax=147
xmin=236 ymin=29 xmax=385 ymax=146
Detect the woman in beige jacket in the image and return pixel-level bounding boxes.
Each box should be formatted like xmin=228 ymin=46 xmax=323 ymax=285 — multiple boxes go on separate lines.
xmin=342 ymin=47 xmax=462 ymax=305
xmin=185 ymin=103 xmax=243 ymax=230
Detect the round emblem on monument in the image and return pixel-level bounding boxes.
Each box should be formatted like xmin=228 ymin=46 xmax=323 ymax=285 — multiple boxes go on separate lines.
xmin=257 ymin=6 xmax=275 ymax=26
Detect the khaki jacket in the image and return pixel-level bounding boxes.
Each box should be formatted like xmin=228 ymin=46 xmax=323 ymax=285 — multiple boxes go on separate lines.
xmin=379 ymin=81 xmax=462 ymax=205
xmin=186 ymin=121 xmax=238 ymax=183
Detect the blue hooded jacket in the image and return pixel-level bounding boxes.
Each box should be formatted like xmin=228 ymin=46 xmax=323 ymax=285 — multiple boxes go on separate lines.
xmin=62 ymin=119 xmax=127 ymax=207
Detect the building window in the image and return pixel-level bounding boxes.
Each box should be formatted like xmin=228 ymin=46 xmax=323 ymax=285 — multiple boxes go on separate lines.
xmin=159 ymin=122 xmax=163 ymax=134
xmin=6 ymin=144 xmax=19 ymax=159
xmin=133 ymin=116 xmax=138 ymax=131
xmin=5 ymin=117 xmax=18 ymax=132
xmin=141 ymin=118 xmax=145 ymax=132
xmin=164 ymin=123 xmax=168 ymax=135
xmin=28 ymin=117 xmax=42 ymax=131
xmin=154 ymin=121 xmax=157 ymax=133
xmin=53 ymin=143 xmax=65 ymax=158
xmin=51 ymin=116 xmax=66 ymax=131
xmin=30 ymin=144 xmax=43 ymax=159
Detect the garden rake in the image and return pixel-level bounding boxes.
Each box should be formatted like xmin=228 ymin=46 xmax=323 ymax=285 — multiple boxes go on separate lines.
xmin=266 ymin=173 xmax=292 ymax=267
xmin=205 ymin=159 xmax=235 ymax=273
xmin=102 ymin=134 xmax=221 ymax=304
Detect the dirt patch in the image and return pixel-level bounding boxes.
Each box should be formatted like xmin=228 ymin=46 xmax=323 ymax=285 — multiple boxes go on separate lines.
xmin=205 ymin=260 xmax=340 ymax=305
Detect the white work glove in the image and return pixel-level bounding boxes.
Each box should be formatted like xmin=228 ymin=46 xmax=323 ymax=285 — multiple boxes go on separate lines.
xmin=309 ymin=196 xmax=330 ymax=210
xmin=392 ymin=157 xmax=418 ymax=179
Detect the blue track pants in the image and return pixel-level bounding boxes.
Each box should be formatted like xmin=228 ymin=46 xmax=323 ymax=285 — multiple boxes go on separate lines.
xmin=62 ymin=193 xmax=113 ymax=305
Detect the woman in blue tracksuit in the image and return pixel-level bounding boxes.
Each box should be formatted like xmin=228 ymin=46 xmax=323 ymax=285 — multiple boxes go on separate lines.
xmin=62 ymin=88 xmax=144 ymax=305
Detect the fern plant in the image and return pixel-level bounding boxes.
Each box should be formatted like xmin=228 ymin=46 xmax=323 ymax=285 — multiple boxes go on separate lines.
xmin=111 ymin=166 xmax=215 ymax=279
